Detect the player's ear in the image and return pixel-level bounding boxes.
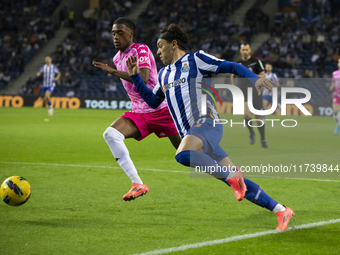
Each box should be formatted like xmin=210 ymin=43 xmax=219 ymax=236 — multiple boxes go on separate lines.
xmin=172 ymin=40 xmax=178 ymax=49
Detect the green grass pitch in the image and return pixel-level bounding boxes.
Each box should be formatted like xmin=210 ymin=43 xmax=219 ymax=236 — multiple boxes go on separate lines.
xmin=0 ymin=107 xmax=339 ymax=255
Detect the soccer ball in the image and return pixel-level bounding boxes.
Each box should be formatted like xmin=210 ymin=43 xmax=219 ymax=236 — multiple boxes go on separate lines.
xmin=0 ymin=176 xmax=31 ymax=206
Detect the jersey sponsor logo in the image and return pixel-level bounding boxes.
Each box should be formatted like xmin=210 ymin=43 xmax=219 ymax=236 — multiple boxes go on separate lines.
xmin=140 ymin=49 xmax=147 ymax=54
xmin=162 ymin=78 xmax=186 ymax=91
xmin=139 ymin=56 xmax=149 ymax=63
xmin=181 ymin=63 xmax=190 ymax=72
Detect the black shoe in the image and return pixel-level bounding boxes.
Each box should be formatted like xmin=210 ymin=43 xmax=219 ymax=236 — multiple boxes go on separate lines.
xmin=249 ymin=132 xmax=255 ymax=145
xmin=261 ymin=140 xmax=268 ymax=148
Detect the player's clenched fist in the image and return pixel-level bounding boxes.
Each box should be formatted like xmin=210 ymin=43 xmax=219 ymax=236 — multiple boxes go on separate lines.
xmin=126 ymin=56 xmax=139 ymax=76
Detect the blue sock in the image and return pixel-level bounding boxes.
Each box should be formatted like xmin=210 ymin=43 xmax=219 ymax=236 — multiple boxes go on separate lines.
xmin=48 ymin=101 xmax=51 ymax=107
xmin=225 ymin=178 xmax=278 ymax=211
xmin=175 ymin=150 xmax=231 ymax=180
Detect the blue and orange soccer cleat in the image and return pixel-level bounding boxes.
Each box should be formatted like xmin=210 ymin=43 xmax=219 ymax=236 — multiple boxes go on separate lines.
xmin=122 ymin=183 xmax=149 ymax=201
xmin=227 ymin=167 xmax=247 ymax=201
xmin=276 ymin=207 xmax=295 ymax=230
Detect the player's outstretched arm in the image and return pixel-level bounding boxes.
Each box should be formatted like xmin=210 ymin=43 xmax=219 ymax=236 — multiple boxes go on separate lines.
xmin=92 ymin=61 xmax=116 ymax=74
xmin=217 ymin=61 xmax=274 ymax=95
xmin=92 ymin=61 xmax=150 ymax=84
xmin=126 ymin=56 xmax=165 ymax=109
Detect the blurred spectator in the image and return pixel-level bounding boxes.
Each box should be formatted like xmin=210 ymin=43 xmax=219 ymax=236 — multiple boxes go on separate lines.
xmin=19 ymin=85 xmax=27 ymax=95
xmin=26 ymin=77 xmax=34 ymax=87
xmin=0 ymin=0 xmax=62 ymax=80
xmin=64 ymin=68 xmax=73 ymax=86
xmin=3 ymin=72 xmax=11 ymax=85
xmin=107 ymin=79 xmax=117 ymax=92
xmin=255 ymin=0 xmax=340 ymax=78
xmin=32 ymin=85 xmax=41 ymax=95
xmin=59 ymin=6 xmax=68 ymax=27
xmin=66 ymin=88 xmax=75 ymax=97
xmin=69 ymin=9 xmax=75 ymax=28
xmin=79 ymin=78 xmax=88 ymax=90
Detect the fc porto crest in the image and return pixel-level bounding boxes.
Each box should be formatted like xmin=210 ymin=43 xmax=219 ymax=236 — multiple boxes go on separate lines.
xmin=181 ymin=63 xmax=190 ymax=72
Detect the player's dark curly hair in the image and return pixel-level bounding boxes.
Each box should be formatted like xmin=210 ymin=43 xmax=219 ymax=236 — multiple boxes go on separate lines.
xmin=113 ymin=17 xmax=136 ymax=34
xmin=159 ymin=24 xmax=189 ymax=50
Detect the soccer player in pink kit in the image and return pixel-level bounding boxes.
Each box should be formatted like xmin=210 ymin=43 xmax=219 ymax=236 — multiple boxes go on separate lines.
xmin=93 ymin=18 xmax=180 ymax=201
xmin=330 ymin=58 xmax=340 ymax=135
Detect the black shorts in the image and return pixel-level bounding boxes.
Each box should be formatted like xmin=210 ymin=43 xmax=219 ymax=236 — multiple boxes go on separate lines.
xmin=239 ymin=84 xmax=263 ymax=111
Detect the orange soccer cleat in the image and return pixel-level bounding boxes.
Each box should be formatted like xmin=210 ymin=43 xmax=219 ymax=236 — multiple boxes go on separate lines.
xmin=276 ymin=207 xmax=295 ymax=230
xmin=227 ymin=167 xmax=247 ymax=201
xmin=122 ymin=183 xmax=149 ymax=201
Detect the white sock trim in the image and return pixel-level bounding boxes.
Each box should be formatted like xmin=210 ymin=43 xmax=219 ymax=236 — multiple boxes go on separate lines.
xmin=130 ymin=174 xmax=143 ymax=184
xmin=273 ymin=203 xmax=286 ymax=214
xmin=105 ymin=126 xmax=125 ymax=140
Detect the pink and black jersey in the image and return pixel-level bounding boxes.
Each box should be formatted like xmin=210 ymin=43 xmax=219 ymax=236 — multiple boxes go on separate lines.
xmin=332 ymin=70 xmax=340 ymax=97
xmin=113 ymin=43 xmax=167 ymax=113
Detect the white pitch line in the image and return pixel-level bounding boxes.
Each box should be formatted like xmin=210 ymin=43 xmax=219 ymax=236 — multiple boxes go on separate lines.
xmin=0 ymin=161 xmax=188 ymax=174
xmin=0 ymin=161 xmax=339 ymax=182
xmin=134 ymin=219 xmax=340 ymax=255
xmin=245 ymin=175 xmax=340 ymax=182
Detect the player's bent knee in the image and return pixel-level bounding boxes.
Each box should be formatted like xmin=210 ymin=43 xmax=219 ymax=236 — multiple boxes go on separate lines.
xmin=103 ymin=127 xmax=125 ymax=142
xmin=175 ymin=150 xmax=191 ymax=167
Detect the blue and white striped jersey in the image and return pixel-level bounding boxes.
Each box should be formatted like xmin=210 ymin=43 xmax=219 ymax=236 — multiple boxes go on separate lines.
xmin=39 ymin=64 xmax=60 ymax=88
xmin=152 ymin=51 xmax=225 ymax=137
xmin=131 ymin=50 xmax=259 ymax=138
xmin=263 ymin=72 xmax=279 ymax=96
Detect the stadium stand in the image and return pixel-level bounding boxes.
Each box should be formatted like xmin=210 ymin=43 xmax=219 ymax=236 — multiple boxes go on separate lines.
xmin=17 ymin=0 xmax=141 ymax=98
xmin=0 ymin=0 xmax=62 ymax=91
xmin=24 ymin=0 xmax=248 ymax=98
xmin=255 ymin=0 xmax=340 ymax=79
xmin=135 ymin=0 xmax=246 ymax=61
xmin=3 ymin=0 xmax=339 ymax=103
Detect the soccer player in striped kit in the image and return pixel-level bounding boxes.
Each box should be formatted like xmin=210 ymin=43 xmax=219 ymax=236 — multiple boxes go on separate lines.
xmin=263 ymin=63 xmax=280 ymax=110
xmin=36 ymin=56 xmax=60 ymax=116
xmin=127 ymin=23 xmax=294 ymax=230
